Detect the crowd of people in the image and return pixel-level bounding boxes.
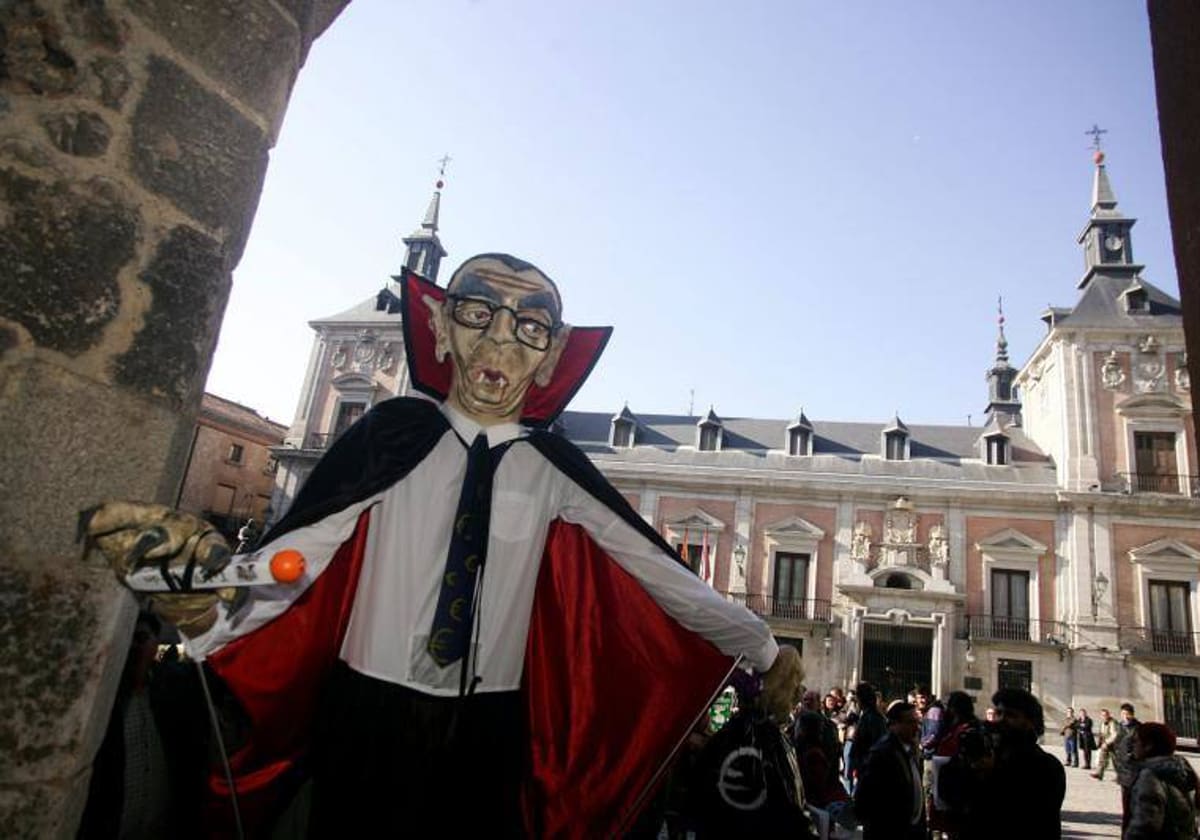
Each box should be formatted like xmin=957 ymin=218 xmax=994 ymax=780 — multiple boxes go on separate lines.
xmin=672 ymin=667 xmax=1199 ymax=840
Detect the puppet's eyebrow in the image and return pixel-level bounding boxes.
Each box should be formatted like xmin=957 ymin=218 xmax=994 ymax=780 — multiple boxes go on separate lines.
xmin=451 ymin=274 xmax=502 ymax=301
xmin=516 ymin=291 xmax=559 ymax=318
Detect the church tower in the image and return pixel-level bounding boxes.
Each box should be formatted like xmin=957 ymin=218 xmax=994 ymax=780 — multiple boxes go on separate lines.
xmin=1076 ymin=148 xmax=1142 ymax=289
xmin=401 ymin=174 xmax=448 ymax=282
xmin=984 ymin=299 xmax=1021 ymax=426
xmin=269 ymin=171 xmax=454 ymax=525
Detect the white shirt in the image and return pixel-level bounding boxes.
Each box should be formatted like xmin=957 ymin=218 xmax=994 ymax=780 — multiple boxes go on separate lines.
xmin=192 ymin=404 xmax=778 ymax=695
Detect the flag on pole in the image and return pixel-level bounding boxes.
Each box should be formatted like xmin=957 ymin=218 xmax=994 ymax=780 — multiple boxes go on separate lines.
xmin=682 ymin=527 xmax=690 ymax=567
xmin=701 ymin=529 xmax=710 ymax=581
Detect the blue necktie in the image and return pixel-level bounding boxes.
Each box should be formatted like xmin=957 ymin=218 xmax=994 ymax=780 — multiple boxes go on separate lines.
xmin=428 ymin=434 xmax=494 ymax=667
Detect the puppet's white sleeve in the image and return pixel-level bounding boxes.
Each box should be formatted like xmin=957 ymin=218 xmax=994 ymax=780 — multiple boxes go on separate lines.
xmin=184 ymin=497 xmax=380 ymax=660
xmin=558 ymin=482 xmax=778 ymax=673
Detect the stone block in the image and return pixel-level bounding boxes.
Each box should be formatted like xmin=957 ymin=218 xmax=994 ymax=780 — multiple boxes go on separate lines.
xmin=1 ymin=1 xmax=81 ymax=95
xmin=113 ymin=225 xmax=230 ymax=407
xmin=0 ymin=168 xmax=138 ymax=355
xmin=40 ymin=110 xmax=112 ymax=157
xmin=130 ymin=56 xmax=269 ymax=260
xmin=126 ymin=0 xmax=300 ymax=121
xmin=0 ymin=361 xmax=189 ymax=564
xmin=88 ymin=57 xmax=132 ymax=110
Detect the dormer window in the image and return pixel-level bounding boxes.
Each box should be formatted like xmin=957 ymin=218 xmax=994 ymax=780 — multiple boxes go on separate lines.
xmin=788 ymin=427 xmax=810 ymax=456
xmin=697 ymin=406 xmax=723 ymax=452
xmin=612 ymin=419 xmax=634 ymax=448
xmin=610 ymin=405 xmax=638 ymax=448
xmin=986 ymin=435 xmax=1009 ymax=466
xmin=882 ymin=414 xmax=909 ymax=460
xmin=786 ymin=408 xmax=813 ymax=456
xmin=1125 ymin=288 xmax=1149 ymax=313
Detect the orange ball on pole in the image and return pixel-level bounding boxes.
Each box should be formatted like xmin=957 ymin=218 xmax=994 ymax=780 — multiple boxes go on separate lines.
xmin=269 ymin=549 xmax=306 ymax=584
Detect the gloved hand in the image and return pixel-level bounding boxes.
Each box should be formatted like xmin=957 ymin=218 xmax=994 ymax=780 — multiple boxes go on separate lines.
xmin=80 ymin=501 xmax=238 ymax=637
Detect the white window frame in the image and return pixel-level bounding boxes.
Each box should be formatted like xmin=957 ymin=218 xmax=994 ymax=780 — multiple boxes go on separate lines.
xmin=975 ymin=529 xmax=1047 ymax=636
xmin=760 ymin=516 xmax=824 ymax=606
xmin=1118 ymin=395 xmax=1191 ymax=496
xmin=663 ymin=508 xmax=726 ymax=587
xmin=1128 ymin=539 xmax=1200 ymax=634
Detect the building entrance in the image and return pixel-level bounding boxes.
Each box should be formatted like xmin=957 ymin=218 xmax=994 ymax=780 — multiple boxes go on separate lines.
xmin=1162 ymin=674 xmax=1199 ymax=739
xmin=861 ymin=623 xmax=933 ymax=701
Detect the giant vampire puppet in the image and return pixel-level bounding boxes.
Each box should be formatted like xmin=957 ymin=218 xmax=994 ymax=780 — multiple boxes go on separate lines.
xmin=85 ymin=253 xmax=797 ymax=837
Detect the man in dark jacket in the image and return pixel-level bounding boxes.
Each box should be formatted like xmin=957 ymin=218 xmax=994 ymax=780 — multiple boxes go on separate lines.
xmin=854 ymin=701 xmax=926 ymax=840
xmin=1114 ymin=702 xmax=1142 ymax=834
xmin=846 ymin=682 xmax=887 ymax=793
xmin=960 ymin=687 xmax=1066 ymax=839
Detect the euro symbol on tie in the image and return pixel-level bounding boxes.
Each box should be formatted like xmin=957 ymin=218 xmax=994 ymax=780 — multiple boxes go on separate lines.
xmin=428 ymin=628 xmax=455 ymax=665
xmin=464 ymin=554 xmax=480 ymax=573
xmin=455 ymin=513 xmax=472 ymax=537
xmin=444 ymin=570 xmax=459 ymax=588
xmin=449 ymin=597 xmax=468 ymax=622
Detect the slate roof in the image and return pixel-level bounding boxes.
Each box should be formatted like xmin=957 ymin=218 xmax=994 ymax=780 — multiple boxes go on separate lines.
xmin=310 ymin=286 xmax=405 ymax=326
xmin=558 ymin=410 xmax=1054 ymax=484
xmin=1054 ymin=274 xmax=1182 ymax=330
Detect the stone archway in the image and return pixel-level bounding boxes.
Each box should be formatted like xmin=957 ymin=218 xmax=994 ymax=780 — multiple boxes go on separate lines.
xmin=0 ymin=2 xmax=350 ymax=832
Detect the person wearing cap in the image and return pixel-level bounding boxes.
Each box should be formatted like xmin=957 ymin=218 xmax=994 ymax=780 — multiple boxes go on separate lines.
xmin=1126 ymin=722 xmax=1199 ymax=840
xmin=85 ymin=253 xmax=786 ymax=836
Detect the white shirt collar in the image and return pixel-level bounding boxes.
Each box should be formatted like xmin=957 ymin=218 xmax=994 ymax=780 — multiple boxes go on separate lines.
xmin=440 ymin=402 xmax=527 ymax=448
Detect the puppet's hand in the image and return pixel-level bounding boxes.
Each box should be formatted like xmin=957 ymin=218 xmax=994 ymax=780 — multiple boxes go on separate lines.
xmin=79 ymin=501 xmax=235 ymax=636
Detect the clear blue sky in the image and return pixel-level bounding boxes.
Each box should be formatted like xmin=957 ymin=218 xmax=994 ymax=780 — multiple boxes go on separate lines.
xmin=206 ymin=1 xmax=1177 ymax=429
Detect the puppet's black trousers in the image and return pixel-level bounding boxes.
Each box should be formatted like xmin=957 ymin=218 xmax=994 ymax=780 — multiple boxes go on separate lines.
xmin=307 ymin=661 xmax=525 ymax=837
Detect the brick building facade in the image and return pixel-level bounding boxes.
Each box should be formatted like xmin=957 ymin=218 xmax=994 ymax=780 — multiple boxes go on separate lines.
xmin=176 ymin=392 xmax=286 ymax=541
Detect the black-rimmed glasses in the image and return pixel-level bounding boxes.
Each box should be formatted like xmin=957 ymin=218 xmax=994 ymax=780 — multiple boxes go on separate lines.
xmin=447 ymin=295 xmax=559 ymax=351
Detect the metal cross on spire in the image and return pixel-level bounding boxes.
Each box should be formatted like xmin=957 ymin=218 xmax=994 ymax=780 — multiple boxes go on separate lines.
xmin=1085 ymin=124 xmax=1108 ymax=151
xmin=437 ymin=153 xmax=453 ymax=178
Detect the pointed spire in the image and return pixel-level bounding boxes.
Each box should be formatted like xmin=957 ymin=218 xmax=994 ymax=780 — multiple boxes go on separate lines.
xmin=698 ymin=405 xmax=722 ymax=426
xmin=994 ymin=296 xmax=1010 ymax=365
xmin=1091 ymin=150 xmax=1118 ymax=215
xmin=883 ymin=413 xmax=908 ymax=434
xmin=421 ymin=188 xmax=441 ymax=231
xmin=401 ymin=158 xmax=450 ymax=282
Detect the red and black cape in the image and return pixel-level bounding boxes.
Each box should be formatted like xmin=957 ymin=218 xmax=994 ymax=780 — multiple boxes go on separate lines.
xmin=201 ymin=270 xmax=736 ymax=837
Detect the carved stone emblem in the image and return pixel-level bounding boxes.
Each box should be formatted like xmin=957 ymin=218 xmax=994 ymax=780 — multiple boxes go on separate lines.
xmin=884 ymin=497 xmax=917 ymax=545
xmin=330 ymin=340 xmax=349 ymax=370
xmin=377 ymin=341 xmax=398 ymax=373
xmin=927 ymin=524 xmax=949 ymax=567
xmin=1100 ymin=351 xmax=1125 ymax=391
xmin=1176 ymin=353 xmax=1190 ymax=393
xmin=1134 ymin=338 xmax=1165 ymax=394
xmin=851 ymin=521 xmax=872 ymax=562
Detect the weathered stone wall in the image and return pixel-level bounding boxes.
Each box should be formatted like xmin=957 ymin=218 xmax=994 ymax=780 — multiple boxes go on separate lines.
xmin=0 ymin=1 xmax=348 ymax=835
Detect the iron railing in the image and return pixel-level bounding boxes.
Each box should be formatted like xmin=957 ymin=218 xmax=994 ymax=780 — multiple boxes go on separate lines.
xmin=723 ymin=592 xmax=832 ymax=623
xmin=1118 ymin=626 xmax=1200 ymax=657
xmin=1113 ymin=472 xmax=1200 ymax=496
xmin=964 ymin=614 xmax=1069 ymax=645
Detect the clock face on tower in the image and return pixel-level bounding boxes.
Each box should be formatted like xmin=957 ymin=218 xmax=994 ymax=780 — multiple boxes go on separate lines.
xmin=1104 ymin=234 xmax=1124 ymax=254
